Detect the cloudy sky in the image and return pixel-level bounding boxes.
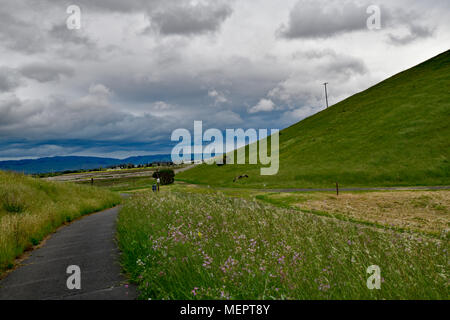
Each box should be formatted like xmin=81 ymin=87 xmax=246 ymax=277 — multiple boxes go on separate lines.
xmin=0 ymin=0 xmax=449 ymax=160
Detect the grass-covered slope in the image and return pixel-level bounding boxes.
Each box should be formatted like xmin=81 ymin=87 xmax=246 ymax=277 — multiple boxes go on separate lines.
xmin=178 ymin=50 xmax=450 ymax=189
xmin=0 ymin=171 xmax=121 ymax=273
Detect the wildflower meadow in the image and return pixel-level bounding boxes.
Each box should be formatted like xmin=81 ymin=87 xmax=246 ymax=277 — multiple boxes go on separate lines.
xmin=117 ymin=192 xmax=448 ymax=300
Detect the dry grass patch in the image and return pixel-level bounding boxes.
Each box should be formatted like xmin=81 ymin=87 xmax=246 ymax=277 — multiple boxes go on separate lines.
xmin=288 ymin=191 xmax=449 ymax=235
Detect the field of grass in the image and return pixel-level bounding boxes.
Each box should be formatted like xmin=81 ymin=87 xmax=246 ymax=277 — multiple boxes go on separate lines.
xmin=167 ymin=185 xmax=450 ymax=237
xmin=117 ymin=191 xmax=449 ymax=300
xmin=178 ymin=50 xmax=450 ymax=189
xmin=78 ymin=176 xmax=154 ymax=192
xmin=0 ymin=171 xmax=121 ymax=273
xmin=85 ymin=173 xmax=449 ymax=237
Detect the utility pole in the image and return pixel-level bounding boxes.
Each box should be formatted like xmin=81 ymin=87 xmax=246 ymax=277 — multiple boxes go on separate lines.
xmin=323 ymin=82 xmax=329 ymax=108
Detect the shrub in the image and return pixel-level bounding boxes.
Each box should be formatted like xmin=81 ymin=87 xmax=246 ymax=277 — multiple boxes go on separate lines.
xmin=152 ymin=169 xmax=175 ymax=185
xmin=2 ymin=192 xmax=26 ymax=214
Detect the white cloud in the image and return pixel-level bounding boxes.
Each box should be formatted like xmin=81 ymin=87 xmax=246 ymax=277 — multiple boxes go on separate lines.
xmin=88 ymin=83 xmax=112 ymax=96
xmin=249 ymin=99 xmax=277 ymax=113
xmin=208 ymin=89 xmax=228 ymax=105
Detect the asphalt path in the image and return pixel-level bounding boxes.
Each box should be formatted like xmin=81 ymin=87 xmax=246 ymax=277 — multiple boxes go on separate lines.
xmin=0 ymin=206 xmax=136 ymax=300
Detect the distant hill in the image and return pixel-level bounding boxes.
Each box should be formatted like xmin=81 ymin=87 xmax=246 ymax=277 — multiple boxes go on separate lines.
xmin=178 ymin=50 xmax=450 ymax=188
xmin=0 ymin=155 xmax=172 ymax=174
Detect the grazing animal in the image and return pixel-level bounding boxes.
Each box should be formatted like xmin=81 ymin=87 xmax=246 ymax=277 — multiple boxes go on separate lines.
xmin=233 ymin=174 xmax=249 ymax=182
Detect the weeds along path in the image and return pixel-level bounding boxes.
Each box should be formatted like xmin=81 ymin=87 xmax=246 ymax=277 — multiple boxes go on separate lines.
xmin=0 ymin=207 xmax=136 ymax=300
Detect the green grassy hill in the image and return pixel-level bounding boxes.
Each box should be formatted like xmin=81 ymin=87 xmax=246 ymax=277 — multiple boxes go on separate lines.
xmin=178 ymin=50 xmax=450 ymax=189
xmin=0 ymin=171 xmax=121 ymax=273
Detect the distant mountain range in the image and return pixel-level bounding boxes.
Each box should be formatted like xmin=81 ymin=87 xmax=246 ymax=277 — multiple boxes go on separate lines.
xmin=0 ymin=155 xmax=173 ymax=174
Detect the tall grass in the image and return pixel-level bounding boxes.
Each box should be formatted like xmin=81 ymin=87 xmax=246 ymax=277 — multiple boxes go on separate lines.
xmin=117 ymin=192 xmax=449 ymax=300
xmin=0 ymin=171 xmax=121 ymax=273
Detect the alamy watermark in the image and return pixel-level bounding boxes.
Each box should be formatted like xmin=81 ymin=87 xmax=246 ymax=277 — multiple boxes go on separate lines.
xmin=171 ymin=121 xmax=279 ymax=176
xmin=366 ymin=5 xmax=382 ymax=30
xmin=66 ymin=265 xmax=81 ymax=290
xmin=66 ymin=5 xmax=81 ymax=30
xmin=366 ymin=265 xmax=381 ymax=290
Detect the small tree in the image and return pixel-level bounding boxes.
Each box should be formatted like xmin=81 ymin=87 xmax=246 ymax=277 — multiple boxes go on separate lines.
xmin=153 ymin=169 xmax=175 ymax=185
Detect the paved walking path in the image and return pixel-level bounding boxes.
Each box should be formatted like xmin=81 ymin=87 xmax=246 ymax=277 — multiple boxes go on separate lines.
xmin=0 ymin=207 xmax=136 ymax=300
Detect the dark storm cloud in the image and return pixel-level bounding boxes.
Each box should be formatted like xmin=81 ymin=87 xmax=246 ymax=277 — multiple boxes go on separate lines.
xmin=387 ymin=24 xmax=434 ymax=45
xmin=0 ymin=81 xmax=244 ymax=145
xmin=0 ymin=88 xmax=177 ymax=142
xmin=0 ymin=3 xmax=96 ymax=55
xmin=43 ymin=0 xmax=233 ymax=36
xmin=0 ymin=0 xmax=448 ymax=160
xmin=0 ymin=11 xmax=47 ymax=53
xmin=49 ymin=24 xmax=94 ymax=46
xmin=0 ymin=140 xmax=175 ymax=160
xmin=278 ymin=0 xmax=370 ymax=39
xmin=146 ymin=2 xmax=233 ymax=36
xmin=278 ymin=0 xmax=436 ymax=45
xmin=317 ymin=54 xmax=367 ymax=77
xmin=20 ymin=63 xmax=74 ymax=82
xmin=101 ymin=62 xmax=283 ymax=110
xmin=0 ymin=94 xmax=24 ymax=125
xmin=0 ymin=68 xmax=22 ymax=92
xmin=46 ymin=0 xmax=163 ymax=13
